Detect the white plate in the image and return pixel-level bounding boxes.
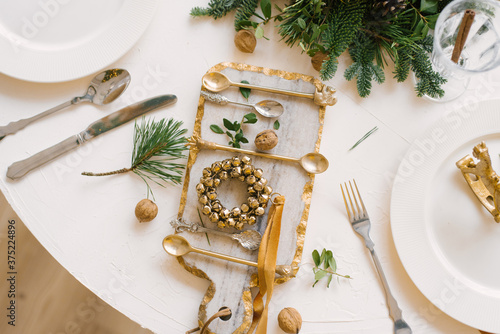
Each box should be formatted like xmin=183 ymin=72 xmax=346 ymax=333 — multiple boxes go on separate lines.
xmin=391 ymin=99 xmax=500 ymax=333
xmin=0 ymin=0 xmax=157 ymax=83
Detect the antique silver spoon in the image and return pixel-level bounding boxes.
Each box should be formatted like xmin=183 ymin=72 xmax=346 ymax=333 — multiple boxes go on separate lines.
xmin=162 ymin=234 xmax=296 ymax=277
xmin=200 ymin=91 xmax=284 ymax=118
xmin=171 ymin=218 xmax=261 ymax=251
xmin=0 ymin=69 xmax=131 ymax=141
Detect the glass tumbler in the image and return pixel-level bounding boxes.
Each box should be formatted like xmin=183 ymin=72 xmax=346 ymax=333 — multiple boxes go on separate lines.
xmin=428 ymin=0 xmax=500 ymax=101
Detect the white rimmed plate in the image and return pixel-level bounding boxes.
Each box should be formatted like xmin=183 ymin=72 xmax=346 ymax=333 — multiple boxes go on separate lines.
xmin=0 ymin=0 xmax=157 ymax=83
xmin=391 ymin=99 xmax=500 ymax=333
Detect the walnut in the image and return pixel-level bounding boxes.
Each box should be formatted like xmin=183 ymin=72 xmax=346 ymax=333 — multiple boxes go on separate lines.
xmin=278 ymin=307 xmax=302 ymax=333
xmin=311 ymin=51 xmax=330 ymax=72
xmin=234 ymin=30 xmax=256 ymax=53
xmin=135 ymin=199 xmax=158 ymax=222
xmin=254 ymin=129 xmax=278 ymax=151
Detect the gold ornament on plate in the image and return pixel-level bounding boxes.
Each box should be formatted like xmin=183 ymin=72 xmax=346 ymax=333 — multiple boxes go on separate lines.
xmin=456 ymin=141 xmax=500 ymax=222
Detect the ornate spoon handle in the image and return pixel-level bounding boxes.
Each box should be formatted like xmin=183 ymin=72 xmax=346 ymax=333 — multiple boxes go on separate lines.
xmin=171 ymin=219 xmax=261 ymax=250
xmin=200 ymin=91 xmax=230 ymax=105
xmin=187 ymin=135 xmax=298 ymax=163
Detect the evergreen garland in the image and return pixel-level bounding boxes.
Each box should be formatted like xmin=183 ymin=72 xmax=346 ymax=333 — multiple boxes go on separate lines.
xmin=191 ymin=0 xmax=450 ymax=98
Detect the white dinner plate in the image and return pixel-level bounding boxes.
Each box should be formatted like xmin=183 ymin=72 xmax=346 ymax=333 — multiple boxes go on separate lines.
xmin=0 ymin=0 xmax=157 ymax=82
xmin=391 ymin=99 xmax=500 ymax=333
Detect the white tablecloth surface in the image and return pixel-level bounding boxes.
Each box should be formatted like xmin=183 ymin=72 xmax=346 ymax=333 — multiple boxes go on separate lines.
xmin=1 ymin=1 xmax=499 ymax=333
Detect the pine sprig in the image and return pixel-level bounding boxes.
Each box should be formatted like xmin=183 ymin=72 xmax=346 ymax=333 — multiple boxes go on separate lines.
xmin=191 ymin=0 xmax=243 ymax=19
xmin=320 ymin=0 xmax=368 ymax=81
xmin=82 ymin=118 xmax=188 ymax=196
xmin=345 ymin=32 xmax=385 ymax=97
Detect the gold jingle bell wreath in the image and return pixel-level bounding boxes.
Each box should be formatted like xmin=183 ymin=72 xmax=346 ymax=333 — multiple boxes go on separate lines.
xmin=196 ymin=156 xmax=272 ymax=229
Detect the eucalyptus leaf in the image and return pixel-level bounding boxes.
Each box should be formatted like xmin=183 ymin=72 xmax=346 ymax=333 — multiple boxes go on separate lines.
xmin=233 ymin=121 xmax=241 ymax=132
xmin=243 ymin=113 xmax=258 ymax=124
xmin=314 ymin=269 xmax=328 ymax=281
xmin=210 ymin=124 xmax=224 ymax=134
xmin=261 ymin=0 xmax=272 ymax=19
xmin=239 ymin=80 xmax=251 ymax=100
xmin=273 ymin=120 xmax=280 ymax=130
xmin=255 ymin=25 xmax=264 ymax=39
xmin=240 ymin=136 xmax=249 ymax=144
xmin=420 ymin=0 xmax=438 ymax=13
xmin=223 ymin=118 xmax=234 ymax=130
xmin=297 ymin=17 xmax=306 ymax=30
xmin=326 ymin=273 xmax=333 ymax=288
xmin=244 ymin=112 xmax=257 ymax=120
xmin=325 ymin=250 xmax=333 ymax=269
xmin=328 ymin=256 xmax=337 ymax=273
xmin=319 ymin=248 xmax=326 ymax=265
xmin=426 ymin=14 xmax=439 ymax=29
xmin=312 ymin=249 xmax=320 ymax=267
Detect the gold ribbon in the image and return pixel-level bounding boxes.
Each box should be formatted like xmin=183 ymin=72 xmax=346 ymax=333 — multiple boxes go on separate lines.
xmin=248 ymin=195 xmax=285 ymax=334
xmin=186 ymin=307 xmax=232 ymax=334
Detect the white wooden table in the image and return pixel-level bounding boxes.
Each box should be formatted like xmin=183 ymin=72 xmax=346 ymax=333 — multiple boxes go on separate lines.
xmin=1 ymin=1 xmax=499 ymax=333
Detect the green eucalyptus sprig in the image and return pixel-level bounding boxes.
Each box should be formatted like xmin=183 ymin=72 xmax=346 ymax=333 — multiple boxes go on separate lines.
xmin=312 ymin=248 xmax=351 ymax=288
xmin=210 ymin=113 xmax=258 ymax=148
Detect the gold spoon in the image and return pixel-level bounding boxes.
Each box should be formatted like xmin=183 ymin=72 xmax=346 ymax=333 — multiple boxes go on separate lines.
xmin=163 ymin=235 xmax=296 ymax=277
xmin=0 ymin=69 xmax=131 ymax=141
xmin=187 ymin=135 xmax=329 ymax=174
xmin=202 ymin=72 xmax=314 ymax=100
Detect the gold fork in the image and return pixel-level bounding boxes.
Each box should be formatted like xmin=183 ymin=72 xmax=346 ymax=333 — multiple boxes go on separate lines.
xmin=341 ymin=180 xmax=412 ymax=334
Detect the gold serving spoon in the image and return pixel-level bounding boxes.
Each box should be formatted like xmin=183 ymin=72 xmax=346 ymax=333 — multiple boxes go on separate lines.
xmin=202 ymin=72 xmax=314 ymax=100
xmin=163 ymin=235 xmax=296 ymax=277
xmin=187 ymin=135 xmax=329 ymax=174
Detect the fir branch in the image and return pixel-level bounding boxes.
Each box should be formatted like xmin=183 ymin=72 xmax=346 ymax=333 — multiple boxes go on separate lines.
xmin=344 ymin=32 xmax=385 ymax=97
xmin=190 ymin=0 xmax=243 ymax=19
xmin=234 ymin=0 xmax=259 ymax=31
xmin=320 ymin=0 xmax=368 ymax=80
xmin=393 ymin=45 xmax=412 ymax=82
xmin=411 ymin=46 xmax=446 ymax=98
xmin=82 ymin=118 xmax=188 ymax=194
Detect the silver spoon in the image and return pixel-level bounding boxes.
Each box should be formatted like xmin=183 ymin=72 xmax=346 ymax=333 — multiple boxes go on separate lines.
xmin=200 ymin=91 xmax=284 ymax=118
xmin=187 ymin=135 xmax=330 ymax=174
xmin=171 ymin=218 xmax=262 ymax=250
xmin=162 ymin=234 xmax=296 ymax=277
xmin=0 ymin=69 xmax=131 ymax=141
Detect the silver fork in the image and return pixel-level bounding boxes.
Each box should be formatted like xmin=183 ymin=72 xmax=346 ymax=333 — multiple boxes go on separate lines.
xmin=341 ymin=180 xmax=412 ymax=334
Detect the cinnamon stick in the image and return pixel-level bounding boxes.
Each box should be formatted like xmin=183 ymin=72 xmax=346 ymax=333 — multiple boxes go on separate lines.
xmin=451 ymin=9 xmax=476 ymax=63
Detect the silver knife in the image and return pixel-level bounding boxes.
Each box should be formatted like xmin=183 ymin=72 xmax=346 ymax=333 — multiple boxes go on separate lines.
xmin=7 ymin=94 xmax=177 ymax=180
